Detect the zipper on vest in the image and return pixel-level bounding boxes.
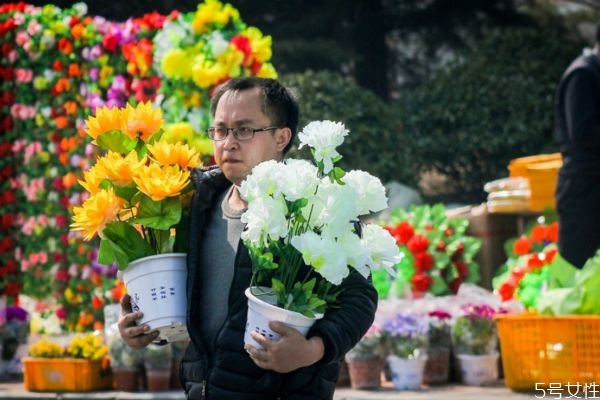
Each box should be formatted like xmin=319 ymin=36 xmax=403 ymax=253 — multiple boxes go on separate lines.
xmin=201 ymin=380 xmax=206 ymax=398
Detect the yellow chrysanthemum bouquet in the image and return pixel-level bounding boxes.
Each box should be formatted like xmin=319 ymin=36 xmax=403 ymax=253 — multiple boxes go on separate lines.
xmin=71 ymin=102 xmax=202 ymax=270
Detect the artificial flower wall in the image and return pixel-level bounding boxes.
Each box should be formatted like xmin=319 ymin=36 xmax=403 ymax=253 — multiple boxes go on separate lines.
xmin=0 ymin=0 xmax=276 ymax=333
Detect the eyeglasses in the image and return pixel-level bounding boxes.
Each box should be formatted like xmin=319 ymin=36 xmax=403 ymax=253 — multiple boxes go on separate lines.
xmin=206 ymin=126 xmax=280 ymax=141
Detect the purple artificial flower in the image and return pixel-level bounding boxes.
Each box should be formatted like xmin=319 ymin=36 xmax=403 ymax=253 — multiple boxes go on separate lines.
xmin=6 ymin=306 xmax=28 ymax=322
xmin=382 ymin=313 xmax=429 ymax=339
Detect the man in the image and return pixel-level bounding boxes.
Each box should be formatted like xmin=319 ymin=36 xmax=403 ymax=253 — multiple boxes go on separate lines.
xmin=554 ymin=23 xmax=600 ymax=269
xmin=118 ymin=77 xmax=378 ymax=399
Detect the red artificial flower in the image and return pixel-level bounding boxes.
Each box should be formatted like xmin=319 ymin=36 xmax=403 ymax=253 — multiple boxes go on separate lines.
xmin=407 ymin=234 xmax=429 ymax=254
xmin=448 ymin=277 xmax=462 ymax=294
xmin=1 ymin=165 xmax=14 ymax=178
xmin=0 ymin=236 xmax=14 ymax=252
xmin=2 ymin=191 xmax=15 ymax=204
xmin=55 ymin=307 xmax=67 ymax=320
xmin=2 ymin=282 xmax=22 ymax=296
xmin=386 ymin=221 xmax=414 ymax=244
xmin=1 ymin=213 xmax=14 ymax=229
xmin=56 ymin=269 xmax=69 ymax=282
xmin=131 ymin=76 xmax=161 ymax=102
xmin=451 ymin=242 xmax=464 ymax=261
xmin=547 ymin=222 xmax=559 ymax=243
xmin=102 ymin=34 xmax=119 ymax=53
xmin=529 ymin=224 xmax=547 ymax=244
xmin=411 ymin=273 xmax=432 ymax=292
xmin=57 ymin=37 xmax=73 ymax=55
xmin=231 ymin=34 xmax=252 ymax=66
xmin=544 ymin=247 xmax=558 ymax=263
xmin=0 ymin=66 xmax=14 ymax=80
xmin=428 ymin=310 xmax=452 ymax=320
xmin=454 ymin=260 xmax=469 ymax=278
xmin=54 ymin=214 xmax=67 ymax=228
xmin=0 ymin=3 xmax=27 ymax=13
xmin=0 ymin=115 xmax=13 ymax=131
xmin=0 ymin=90 xmax=15 ymax=106
xmin=92 ymin=295 xmax=103 ymax=310
xmin=414 ymin=251 xmax=434 ymax=272
xmin=526 ymin=253 xmax=545 ymax=270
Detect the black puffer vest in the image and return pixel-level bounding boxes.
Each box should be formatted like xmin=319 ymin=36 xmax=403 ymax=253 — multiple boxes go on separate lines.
xmin=180 ymin=166 xmax=378 ymax=399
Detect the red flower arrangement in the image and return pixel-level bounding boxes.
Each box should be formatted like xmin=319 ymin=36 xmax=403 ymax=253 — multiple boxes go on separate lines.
xmin=373 ymin=204 xmax=482 ymax=298
xmin=493 ymin=219 xmax=559 ymax=309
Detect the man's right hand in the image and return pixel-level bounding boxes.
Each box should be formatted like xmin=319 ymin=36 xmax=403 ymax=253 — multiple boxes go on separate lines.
xmin=117 ymin=294 xmax=159 ymax=349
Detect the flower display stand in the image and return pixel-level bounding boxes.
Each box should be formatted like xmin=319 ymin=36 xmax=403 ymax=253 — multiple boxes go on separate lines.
xmin=22 ymin=358 xmax=112 ymax=392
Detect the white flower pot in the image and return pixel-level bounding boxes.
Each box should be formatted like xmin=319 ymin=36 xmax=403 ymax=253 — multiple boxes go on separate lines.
xmin=244 ymin=286 xmax=322 ymax=349
xmin=122 ymin=253 xmax=189 ymax=343
xmin=386 ymin=354 xmax=427 ymax=390
xmin=456 ymin=352 xmax=499 ymax=386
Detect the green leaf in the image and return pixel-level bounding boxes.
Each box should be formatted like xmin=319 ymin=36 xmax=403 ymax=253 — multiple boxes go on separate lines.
xmin=328 ymin=166 xmax=346 ymax=184
xmin=97 ymin=222 xmax=154 ymax=269
xmin=96 ymin=130 xmax=138 ymax=154
xmin=134 ymin=195 xmax=181 ymax=230
xmin=548 ymin=252 xmax=577 ymax=289
xmin=112 ymin=184 xmax=139 ymax=203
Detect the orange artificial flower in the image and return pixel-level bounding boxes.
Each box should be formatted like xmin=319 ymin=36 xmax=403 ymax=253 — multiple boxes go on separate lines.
xmin=68 ymin=63 xmax=80 ymax=78
xmin=71 ymin=23 xmax=84 ymax=40
xmin=64 ymin=101 xmax=78 ymax=115
xmin=93 ymin=321 xmax=104 ymax=332
xmin=63 ymin=172 xmax=77 ymax=189
xmin=54 ymin=116 xmax=70 ymax=129
xmin=54 ymin=78 xmax=71 ymax=93
xmin=60 ymin=136 xmax=78 ymax=151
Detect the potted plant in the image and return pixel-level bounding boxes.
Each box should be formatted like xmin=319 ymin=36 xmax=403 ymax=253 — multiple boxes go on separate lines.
xmin=142 ymin=343 xmax=173 ymax=391
xmin=70 ymin=102 xmax=201 ymax=343
xmin=380 ymin=312 xmax=429 ymax=390
xmin=451 ymin=303 xmax=500 ymax=386
xmin=0 ymin=305 xmax=29 ymax=375
xmin=344 ymin=323 xmax=385 ymax=390
xmin=23 ymin=332 xmax=112 ymax=392
xmin=423 ymin=309 xmax=453 ymax=385
xmin=107 ymin=334 xmax=143 ymax=391
xmin=375 ymin=203 xmax=482 ymax=298
xmin=239 ymin=120 xmax=400 ymax=346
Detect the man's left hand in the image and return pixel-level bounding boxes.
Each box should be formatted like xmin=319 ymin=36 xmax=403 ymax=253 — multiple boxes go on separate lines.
xmin=244 ymin=321 xmax=324 ymax=373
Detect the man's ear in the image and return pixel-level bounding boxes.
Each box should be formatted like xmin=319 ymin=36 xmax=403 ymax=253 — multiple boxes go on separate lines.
xmin=276 ymin=127 xmax=292 ymax=151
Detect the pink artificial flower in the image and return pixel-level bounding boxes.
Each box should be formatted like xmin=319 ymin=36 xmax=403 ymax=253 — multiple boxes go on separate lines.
xmin=15 ymin=68 xmax=33 ymax=83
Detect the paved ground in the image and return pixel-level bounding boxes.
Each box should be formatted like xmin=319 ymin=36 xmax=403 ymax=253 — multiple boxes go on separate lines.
xmin=0 ymin=378 xmax=538 ymax=400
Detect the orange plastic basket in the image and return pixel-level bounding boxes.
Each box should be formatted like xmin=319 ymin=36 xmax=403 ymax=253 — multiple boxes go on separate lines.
xmin=496 ymin=313 xmax=600 ymax=391
xmin=507 ymin=154 xmax=562 ymax=211
xmin=22 ymin=358 xmax=113 ymax=392
xmin=508 ymin=153 xmax=562 ymax=178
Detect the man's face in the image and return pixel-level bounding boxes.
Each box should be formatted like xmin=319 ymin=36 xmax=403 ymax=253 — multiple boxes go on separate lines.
xmin=212 ymin=88 xmax=291 ymax=185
